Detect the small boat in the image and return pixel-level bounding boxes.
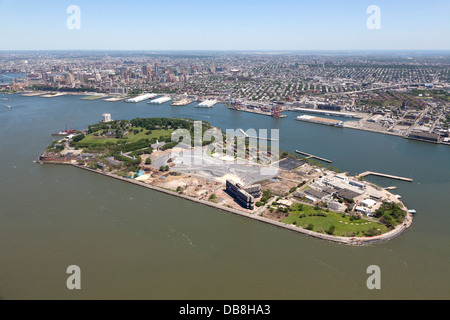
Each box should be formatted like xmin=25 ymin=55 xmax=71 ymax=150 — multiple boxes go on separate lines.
xmin=52 ymin=127 xmax=76 ymax=136
xmin=52 ymin=131 xmax=68 ymax=136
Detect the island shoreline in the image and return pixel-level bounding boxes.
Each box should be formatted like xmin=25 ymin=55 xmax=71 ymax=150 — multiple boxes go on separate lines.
xmin=66 ymin=163 xmax=413 ymax=246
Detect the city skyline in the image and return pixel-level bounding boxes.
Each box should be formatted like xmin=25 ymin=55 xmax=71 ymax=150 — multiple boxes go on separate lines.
xmin=0 ymin=0 xmax=449 ymax=51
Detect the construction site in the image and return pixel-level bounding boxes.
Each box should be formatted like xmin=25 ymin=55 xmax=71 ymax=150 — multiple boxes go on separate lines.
xmin=39 ymin=121 xmax=414 ymax=244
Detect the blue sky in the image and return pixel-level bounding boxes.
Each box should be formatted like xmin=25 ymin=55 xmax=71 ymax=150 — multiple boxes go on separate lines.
xmin=0 ymin=0 xmax=449 ymax=50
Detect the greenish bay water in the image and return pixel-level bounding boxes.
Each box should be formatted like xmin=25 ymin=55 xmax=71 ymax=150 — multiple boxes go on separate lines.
xmin=0 ymin=94 xmax=449 ymax=299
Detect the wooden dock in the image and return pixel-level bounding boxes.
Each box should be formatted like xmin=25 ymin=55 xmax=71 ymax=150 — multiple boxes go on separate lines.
xmin=357 ymin=171 xmax=413 ymax=182
xmin=295 ymin=150 xmax=332 ymax=163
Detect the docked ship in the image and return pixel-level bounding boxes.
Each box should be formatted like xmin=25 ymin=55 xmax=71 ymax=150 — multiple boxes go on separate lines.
xmin=296 ymin=115 xmax=343 ymax=127
xmin=294 ymin=107 xmax=358 ymax=118
xmin=37 ymin=152 xmax=78 ymax=164
xmin=226 ymin=98 xmax=286 ymax=118
xmin=52 ymin=128 xmax=77 ymax=136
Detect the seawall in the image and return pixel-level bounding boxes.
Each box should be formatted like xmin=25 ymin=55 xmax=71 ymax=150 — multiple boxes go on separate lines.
xmin=69 ymin=164 xmax=412 ymax=246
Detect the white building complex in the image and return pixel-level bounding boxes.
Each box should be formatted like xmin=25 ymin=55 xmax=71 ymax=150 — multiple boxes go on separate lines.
xmin=196 ymin=99 xmax=218 ymax=108
xmin=101 ymin=113 xmax=112 ymax=123
xmin=148 ymin=96 xmax=171 ymax=104
xmin=125 ymin=93 xmax=157 ymax=103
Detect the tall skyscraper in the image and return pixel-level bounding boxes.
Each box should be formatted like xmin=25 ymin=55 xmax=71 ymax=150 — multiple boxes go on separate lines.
xmin=142 ymin=65 xmax=152 ymax=81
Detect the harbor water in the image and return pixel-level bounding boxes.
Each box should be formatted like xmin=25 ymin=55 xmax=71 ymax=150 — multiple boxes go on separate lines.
xmin=0 ymin=93 xmax=449 ymax=299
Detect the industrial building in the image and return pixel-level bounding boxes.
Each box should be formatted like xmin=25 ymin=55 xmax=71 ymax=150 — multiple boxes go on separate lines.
xmin=148 ymin=96 xmax=171 ymax=104
xmin=110 ymin=87 xmax=128 ymax=96
xmin=243 ymin=184 xmax=262 ymax=198
xmin=196 ymin=99 xmax=218 ymax=108
xmin=226 ymin=180 xmax=256 ymax=210
xmin=316 ymin=102 xmax=342 ymax=112
xmin=336 ymin=188 xmax=363 ymax=201
xmin=125 ymin=93 xmax=157 ymax=103
xmin=349 ymin=180 xmax=366 ymax=189
xmin=296 ymin=115 xmax=343 ymax=127
xmin=408 ymin=130 xmax=442 ymax=143
xmin=304 ymin=188 xmax=329 ymax=201
xmin=361 ymin=198 xmax=377 ymax=208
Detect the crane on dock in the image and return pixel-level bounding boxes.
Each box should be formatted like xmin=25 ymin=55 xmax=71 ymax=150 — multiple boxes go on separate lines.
xmin=271 ymin=104 xmax=282 ymax=118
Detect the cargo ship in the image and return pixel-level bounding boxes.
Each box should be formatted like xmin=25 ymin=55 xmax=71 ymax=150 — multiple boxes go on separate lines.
xmin=226 ymin=99 xmax=286 ymax=118
xmin=294 ymin=108 xmax=358 ymax=118
xmin=296 ymin=115 xmax=343 ymax=127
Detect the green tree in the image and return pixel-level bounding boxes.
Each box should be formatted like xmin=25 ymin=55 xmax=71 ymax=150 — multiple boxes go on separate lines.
xmin=72 ymin=134 xmax=85 ymax=143
xmin=326 ymin=225 xmax=336 ymax=235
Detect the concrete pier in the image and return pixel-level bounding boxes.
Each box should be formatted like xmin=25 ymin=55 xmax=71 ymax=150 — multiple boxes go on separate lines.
xmin=295 ymin=150 xmax=332 ymax=163
xmin=357 ymin=171 xmax=413 ymax=182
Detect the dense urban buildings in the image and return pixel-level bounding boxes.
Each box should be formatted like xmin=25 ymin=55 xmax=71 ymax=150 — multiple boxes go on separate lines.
xmin=1 ymin=51 xmax=449 ymax=144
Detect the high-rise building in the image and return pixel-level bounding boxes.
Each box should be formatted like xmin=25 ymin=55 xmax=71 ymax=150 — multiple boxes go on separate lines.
xmin=110 ymin=87 xmax=128 ymax=96
xmin=142 ymin=65 xmax=152 ymax=81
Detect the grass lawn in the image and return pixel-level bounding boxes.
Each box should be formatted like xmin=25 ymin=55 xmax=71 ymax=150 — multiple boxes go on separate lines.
xmin=282 ymin=203 xmax=389 ymax=237
xmin=82 ymin=127 xmax=173 ymax=145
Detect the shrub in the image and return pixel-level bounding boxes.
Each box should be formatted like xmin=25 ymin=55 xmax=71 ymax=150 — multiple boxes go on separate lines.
xmin=208 ymin=193 xmax=217 ymax=200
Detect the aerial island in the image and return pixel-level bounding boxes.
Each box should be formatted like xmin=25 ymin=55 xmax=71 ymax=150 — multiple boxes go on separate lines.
xmin=37 ymin=116 xmax=413 ymax=245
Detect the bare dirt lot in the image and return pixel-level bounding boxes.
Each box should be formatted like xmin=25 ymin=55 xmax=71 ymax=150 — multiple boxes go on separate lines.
xmin=153 ymin=173 xmax=221 ymax=198
xmin=258 ymin=164 xmax=319 ymax=197
xmin=260 ymin=179 xmax=298 ymax=197
xmin=261 ymin=208 xmax=289 ymax=222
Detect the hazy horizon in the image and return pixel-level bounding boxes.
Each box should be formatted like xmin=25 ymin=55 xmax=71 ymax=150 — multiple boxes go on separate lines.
xmin=0 ymin=0 xmax=449 ymax=51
